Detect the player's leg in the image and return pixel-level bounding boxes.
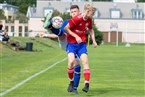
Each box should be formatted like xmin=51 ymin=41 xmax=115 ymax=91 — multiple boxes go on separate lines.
xmin=67 ymin=55 xmax=81 ymax=94
xmin=67 ymin=53 xmax=75 ymax=92
xmin=73 ymin=55 xmax=81 ymax=92
xmin=66 ymin=43 xmax=75 ymax=92
xmin=80 ymin=54 xmax=90 ymax=93
xmin=43 ymin=12 xmax=53 ymax=28
xmin=78 ymin=43 xmax=90 ymax=93
xmin=58 ymin=34 xmax=67 ymax=50
xmin=66 ymin=43 xmax=79 ymax=94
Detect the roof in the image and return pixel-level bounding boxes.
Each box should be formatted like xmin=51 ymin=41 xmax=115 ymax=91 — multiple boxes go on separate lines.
xmin=28 ymin=1 xmax=145 ymax=19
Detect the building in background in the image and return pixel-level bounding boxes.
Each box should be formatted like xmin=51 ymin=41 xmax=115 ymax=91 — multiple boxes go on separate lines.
xmin=0 ymin=1 xmax=18 ymax=20
xmin=1 ymin=0 xmax=144 ymax=43
xmin=26 ymin=0 xmax=144 ymax=43
xmin=113 ymin=0 xmax=137 ymax=3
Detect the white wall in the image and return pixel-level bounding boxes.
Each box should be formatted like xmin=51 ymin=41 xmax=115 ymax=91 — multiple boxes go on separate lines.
xmin=94 ymin=19 xmax=145 ymax=43
xmin=28 ymin=18 xmax=46 ymax=32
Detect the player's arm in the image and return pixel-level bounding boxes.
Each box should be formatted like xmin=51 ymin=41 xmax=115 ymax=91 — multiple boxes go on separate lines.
xmin=39 ymin=33 xmax=58 ymax=38
xmin=64 ymin=24 xmax=82 ymax=44
xmin=64 ymin=16 xmax=82 ymax=44
xmin=89 ymin=29 xmax=97 ymax=48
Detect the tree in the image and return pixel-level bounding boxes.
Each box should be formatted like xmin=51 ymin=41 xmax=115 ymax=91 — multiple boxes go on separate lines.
xmin=0 ymin=0 xmax=36 ymax=14
xmin=19 ymin=3 xmax=30 ymax=14
xmin=0 ymin=9 xmax=6 ymax=19
xmin=62 ymin=13 xmax=71 ymax=20
xmin=52 ymin=9 xmax=62 ymax=17
xmin=15 ymin=12 xmax=28 ymax=23
xmin=137 ymin=0 xmax=145 ymax=2
xmin=92 ymin=22 xmax=103 ymax=45
xmin=87 ymin=21 xmax=103 ymax=45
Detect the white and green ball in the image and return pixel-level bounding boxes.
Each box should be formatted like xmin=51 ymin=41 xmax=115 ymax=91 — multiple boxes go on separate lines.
xmin=52 ymin=16 xmax=63 ymax=29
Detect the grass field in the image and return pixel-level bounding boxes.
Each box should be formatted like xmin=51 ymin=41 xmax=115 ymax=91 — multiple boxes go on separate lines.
xmin=0 ymin=37 xmax=144 ymax=97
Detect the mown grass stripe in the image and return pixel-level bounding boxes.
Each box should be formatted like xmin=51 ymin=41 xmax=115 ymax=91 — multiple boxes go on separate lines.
xmin=0 ymin=57 xmax=67 ymax=97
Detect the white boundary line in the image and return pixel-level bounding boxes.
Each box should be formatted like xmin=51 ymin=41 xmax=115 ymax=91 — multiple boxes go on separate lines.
xmin=0 ymin=57 xmax=67 ymax=96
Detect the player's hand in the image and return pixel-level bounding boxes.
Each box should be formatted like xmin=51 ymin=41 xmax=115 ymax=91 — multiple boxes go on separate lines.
xmin=38 ymin=33 xmax=45 ymax=38
xmin=92 ymin=41 xmax=98 ymax=48
xmin=75 ymin=36 xmax=82 ymax=44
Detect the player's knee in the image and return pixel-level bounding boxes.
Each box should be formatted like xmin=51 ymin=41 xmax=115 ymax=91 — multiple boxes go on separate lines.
xmin=82 ymin=61 xmax=90 ymax=69
xmin=68 ymin=60 xmax=75 ymax=67
xmin=82 ymin=61 xmax=88 ymax=66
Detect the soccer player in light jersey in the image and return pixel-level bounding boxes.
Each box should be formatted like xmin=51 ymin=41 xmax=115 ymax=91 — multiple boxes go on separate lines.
xmin=64 ymin=4 xmax=97 ymax=94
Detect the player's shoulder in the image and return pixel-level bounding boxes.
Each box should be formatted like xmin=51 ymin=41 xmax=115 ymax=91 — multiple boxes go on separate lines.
xmin=71 ymin=14 xmax=83 ymax=23
xmin=63 ymin=19 xmax=69 ymax=23
xmin=76 ymin=14 xmax=83 ymax=19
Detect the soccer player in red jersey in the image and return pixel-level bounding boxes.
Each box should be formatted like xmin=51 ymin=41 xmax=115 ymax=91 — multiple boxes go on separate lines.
xmin=64 ymin=4 xmax=97 ymax=94
xmin=40 ymin=5 xmax=82 ymax=93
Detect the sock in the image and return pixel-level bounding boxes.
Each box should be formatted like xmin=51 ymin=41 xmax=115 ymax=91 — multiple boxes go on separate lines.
xmin=73 ymin=65 xmax=81 ymax=88
xmin=84 ymin=69 xmax=90 ymax=83
xmin=68 ymin=68 xmax=74 ymax=81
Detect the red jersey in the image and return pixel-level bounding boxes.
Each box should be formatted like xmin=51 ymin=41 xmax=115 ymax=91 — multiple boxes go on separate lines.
xmin=67 ymin=14 xmax=92 ymax=43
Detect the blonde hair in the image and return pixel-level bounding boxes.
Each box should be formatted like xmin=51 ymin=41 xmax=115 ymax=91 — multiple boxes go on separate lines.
xmin=84 ymin=3 xmax=96 ymax=12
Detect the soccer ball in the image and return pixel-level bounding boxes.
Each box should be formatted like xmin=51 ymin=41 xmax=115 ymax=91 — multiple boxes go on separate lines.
xmin=52 ymin=16 xmax=63 ymax=29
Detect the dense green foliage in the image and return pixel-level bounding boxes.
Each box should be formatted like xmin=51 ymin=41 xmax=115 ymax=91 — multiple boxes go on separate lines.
xmin=137 ymin=0 xmax=145 ymax=2
xmin=92 ymin=21 xmax=103 ymax=45
xmin=0 ymin=9 xmax=6 ymax=19
xmin=86 ymin=21 xmax=103 ymax=45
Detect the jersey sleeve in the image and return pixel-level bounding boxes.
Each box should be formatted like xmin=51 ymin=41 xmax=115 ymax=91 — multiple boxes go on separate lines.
xmin=68 ymin=15 xmax=81 ymax=28
xmin=60 ymin=19 xmax=68 ymax=32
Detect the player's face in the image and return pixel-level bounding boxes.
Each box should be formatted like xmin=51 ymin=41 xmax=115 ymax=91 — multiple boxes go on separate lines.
xmin=70 ymin=8 xmax=79 ymax=17
xmin=87 ymin=11 xmax=95 ymax=18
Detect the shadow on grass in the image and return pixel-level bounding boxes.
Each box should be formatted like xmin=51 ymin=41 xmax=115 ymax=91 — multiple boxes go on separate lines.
xmin=86 ymin=87 xmax=144 ymax=97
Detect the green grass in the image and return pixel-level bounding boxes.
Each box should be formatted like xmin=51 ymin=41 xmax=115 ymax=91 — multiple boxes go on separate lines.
xmin=0 ymin=37 xmax=144 ymax=97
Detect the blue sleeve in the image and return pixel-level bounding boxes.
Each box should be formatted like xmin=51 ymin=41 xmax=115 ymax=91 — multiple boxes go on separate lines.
xmin=60 ymin=19 xmax=69 ymax=33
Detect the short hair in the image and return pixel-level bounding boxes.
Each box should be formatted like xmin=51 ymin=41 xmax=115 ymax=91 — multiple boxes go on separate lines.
xmin=84 ymin=3 xmax=96 ymax=12
xmin=70 ymin=5 xmax=79 ymax=10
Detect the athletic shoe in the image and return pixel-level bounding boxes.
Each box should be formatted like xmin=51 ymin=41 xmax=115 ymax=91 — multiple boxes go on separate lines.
xmin=67 ymin=81 xmax=74 ymax=92
xmin=72 ymin=87 xmax=79 ymax=94
xmin=82 ymin=83 xmax=89 ymax=93
xmin=43 ymin=12 xmax=53 ymax=28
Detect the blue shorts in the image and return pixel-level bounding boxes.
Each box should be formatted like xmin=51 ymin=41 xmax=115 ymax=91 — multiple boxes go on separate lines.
xmin=66 ymin=42 xmax=88 ymax=58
